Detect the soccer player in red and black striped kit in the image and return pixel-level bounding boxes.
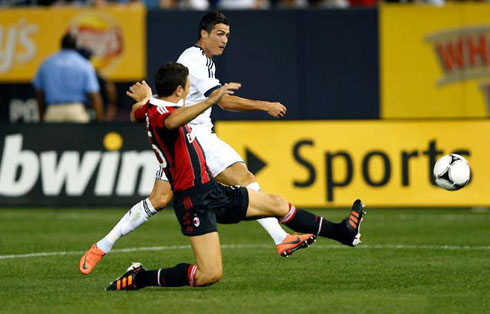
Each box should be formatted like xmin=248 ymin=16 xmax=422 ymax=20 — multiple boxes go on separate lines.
xmin=106 ymin=62 xmax=366 ymax=290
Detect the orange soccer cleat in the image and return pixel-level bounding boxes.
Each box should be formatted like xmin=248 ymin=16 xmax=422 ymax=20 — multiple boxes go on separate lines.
xmin=79 ymin=244 xmax=106 ymax=275
xmin=276 ymin=233 xmax=316 ymax=257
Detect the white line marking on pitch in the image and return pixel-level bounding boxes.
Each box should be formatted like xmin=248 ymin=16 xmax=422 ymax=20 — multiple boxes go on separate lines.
xmin=0 ymin=244 xmax=489 ymax=260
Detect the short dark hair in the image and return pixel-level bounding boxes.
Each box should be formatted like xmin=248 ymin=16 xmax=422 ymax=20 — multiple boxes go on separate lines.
xmin=61 ymin=33 xmax=77 ymax=50
xmin=155 ymin=62 xmax=189 ymax=97
xmin=198 ymin=10 xmax=229 ymax=39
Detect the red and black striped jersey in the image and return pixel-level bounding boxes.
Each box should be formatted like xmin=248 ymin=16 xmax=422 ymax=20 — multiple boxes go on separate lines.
xmin=135 ymin=98 xmax=211 ymax=192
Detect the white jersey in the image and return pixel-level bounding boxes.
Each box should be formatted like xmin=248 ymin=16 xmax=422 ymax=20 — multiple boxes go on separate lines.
xmin=177 ymin=46 xmax=221 ymax=134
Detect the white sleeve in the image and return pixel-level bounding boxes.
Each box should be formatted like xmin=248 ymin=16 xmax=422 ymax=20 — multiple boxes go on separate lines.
xmin=178 ymin=53 xmax=221 ymax=96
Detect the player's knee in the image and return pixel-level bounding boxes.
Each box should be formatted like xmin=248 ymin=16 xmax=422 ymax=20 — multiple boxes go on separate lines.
xmin=235 ymin=170 xmax=256 ymax=186
xmin=207 ymin=269 xmax=223 ymax=284
xmin=244 ymin=171 xmax=256 ymax=185
xmin=197 ymin=268 xmax=223 ymax=286
xmin=149 ymin=192 xmax=171 ymax=211
xmin=269 ymin=194 xmax=289 ymax=216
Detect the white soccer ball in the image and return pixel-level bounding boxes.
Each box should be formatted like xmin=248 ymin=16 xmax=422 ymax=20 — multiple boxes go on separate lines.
xmin=433 ymin=154 xmax=471 ymax=191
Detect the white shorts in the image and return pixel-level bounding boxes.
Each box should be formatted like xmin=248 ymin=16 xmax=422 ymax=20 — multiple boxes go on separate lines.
xmin=196 ymin=132 xmax=244 ymax=177
xmin=153 ymin=132 xmax=244 ymax=181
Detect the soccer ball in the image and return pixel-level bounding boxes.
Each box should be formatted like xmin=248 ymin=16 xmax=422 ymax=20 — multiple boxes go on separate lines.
xmin=433 ymin=154 xmax=471 ymax=191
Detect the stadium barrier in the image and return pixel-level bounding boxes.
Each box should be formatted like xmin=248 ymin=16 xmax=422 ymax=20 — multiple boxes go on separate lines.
xmin=0 ymin=124 xmax=156 ymax=206
xmin=1 ymin=120 xmax=488 ymax=207
xmin=216 ymin=120 xmax=490 ymax=208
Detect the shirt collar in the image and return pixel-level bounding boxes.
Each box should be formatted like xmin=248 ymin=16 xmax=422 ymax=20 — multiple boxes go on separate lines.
xmin=149 ymin=97 xmax=184 ymax=108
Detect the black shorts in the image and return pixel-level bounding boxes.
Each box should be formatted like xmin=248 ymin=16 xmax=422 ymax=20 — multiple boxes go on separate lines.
xmin=173 ymin=180 xmax=249 ymax=236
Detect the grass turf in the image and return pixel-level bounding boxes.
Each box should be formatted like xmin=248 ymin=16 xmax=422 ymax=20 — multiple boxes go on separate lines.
xmin=0 ymin=208 xmax=489 ymax=314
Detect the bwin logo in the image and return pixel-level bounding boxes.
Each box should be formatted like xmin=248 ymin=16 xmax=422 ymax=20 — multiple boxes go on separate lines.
xmin=0 ymin=134 xmax=157 ymax=197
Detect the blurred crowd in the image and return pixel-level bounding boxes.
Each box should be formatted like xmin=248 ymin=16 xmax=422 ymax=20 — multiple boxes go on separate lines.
xmin=0 ymin=0 xmax=378 ymax=9
xmin=1 ymin=0 xmax=486 ymax=9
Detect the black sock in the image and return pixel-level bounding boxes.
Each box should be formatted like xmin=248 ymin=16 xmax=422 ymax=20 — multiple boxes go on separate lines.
xmin=136 ymin=263 xmax=195 ymax=288
xmin=282 ymin=205 xmax=346 ymax=242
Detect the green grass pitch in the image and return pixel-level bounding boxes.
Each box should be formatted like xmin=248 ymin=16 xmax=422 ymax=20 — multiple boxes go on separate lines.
xmin=0 ymin=207 xmax=489 ymax=314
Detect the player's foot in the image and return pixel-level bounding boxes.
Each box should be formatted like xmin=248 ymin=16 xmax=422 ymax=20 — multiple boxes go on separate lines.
xmin=79 ymin=243 xmax=106 ymax=275
xmin=276 ymin=233 xmax=316 ymax=257
xmin=340 ymin=199 xmax=366 ymax=247
xmin=106 ymin=262 xmax=146 ymax=291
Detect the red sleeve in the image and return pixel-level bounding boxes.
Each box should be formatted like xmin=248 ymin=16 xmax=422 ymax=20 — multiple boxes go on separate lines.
xmin=133 ymin=101 xmax=149 ymax=122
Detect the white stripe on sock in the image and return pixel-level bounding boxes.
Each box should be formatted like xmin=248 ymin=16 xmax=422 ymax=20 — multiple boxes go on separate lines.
xmin=157 ymin=268 xmax=162 ymax=286
xmin=280 ymin=204 xmax=296 ymax=223
xmin=317 ymin=217 xmax=323 ymax=235
xmin=189 ymin=265 xmax=197 ymax=287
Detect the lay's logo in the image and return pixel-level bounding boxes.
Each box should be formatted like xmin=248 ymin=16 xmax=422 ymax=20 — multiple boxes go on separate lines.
xmin=68 ymin=12 xmax=124 ymax=75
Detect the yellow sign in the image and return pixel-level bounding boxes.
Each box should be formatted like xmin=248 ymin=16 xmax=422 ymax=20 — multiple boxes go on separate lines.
xmin=0 ymin=7 xmax=146 ymax=82
xmin=216 ymin=120 xmax=490 ymax=207
xmin=381 ymin=3 xmax=490 ymax=118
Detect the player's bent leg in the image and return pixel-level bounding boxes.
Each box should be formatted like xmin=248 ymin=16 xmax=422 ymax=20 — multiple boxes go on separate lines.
xmin=80 ymin=180 xmax=172 ymax=275
xmin=106 ymin=231 xmax=224 ymax=290
xmin=206 ymin=137 xmax=308 ymax=255
xmin=189 ymin=232 xmax=223 ymax=286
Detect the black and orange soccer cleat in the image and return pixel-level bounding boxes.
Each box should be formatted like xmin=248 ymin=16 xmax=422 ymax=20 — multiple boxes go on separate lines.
xmin=105 ymin=262 xmax=146 ymax=291
xmin=340 ymin=199 xmax=366 ymax=247
xmin=276 ymin=233 xmax=316 ymax=257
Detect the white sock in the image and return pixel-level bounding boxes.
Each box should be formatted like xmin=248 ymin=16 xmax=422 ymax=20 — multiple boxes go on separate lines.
xmin=96 ymin=198 xmax=157 ymax=253
xmin=247 ymin=182 xmax=288 ymax=245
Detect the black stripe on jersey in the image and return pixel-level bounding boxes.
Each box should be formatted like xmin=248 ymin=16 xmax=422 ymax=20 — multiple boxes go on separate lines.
xmin=182 ymin=126 xmax=206 ymax=188
xmin=209 ymin=61 xmax=215 ymax=78
xmin=204 ymin=84 xmax=222 ymax=97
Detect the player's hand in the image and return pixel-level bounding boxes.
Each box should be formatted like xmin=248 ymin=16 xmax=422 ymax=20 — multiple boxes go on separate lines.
xmin=127 ymin=80 xmax=152 ymax=102
xmin=263 ymin=101 xmax=287 ymax=118
xmin=209 ymin=82 xmax=241 ymax=104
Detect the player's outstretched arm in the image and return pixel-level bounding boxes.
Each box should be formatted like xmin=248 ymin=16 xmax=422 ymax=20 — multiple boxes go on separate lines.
xmin=165 ymin=83 xmax=241 ymax=129
xmin=218 ymin=94 xmax=287 ymax=118
xmin=127 ymin=81 xmax=153 ymax=122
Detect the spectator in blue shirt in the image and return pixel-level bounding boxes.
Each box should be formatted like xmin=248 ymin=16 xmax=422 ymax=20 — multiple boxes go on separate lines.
xmin=33 ymin=34 xmax=103 ymax=123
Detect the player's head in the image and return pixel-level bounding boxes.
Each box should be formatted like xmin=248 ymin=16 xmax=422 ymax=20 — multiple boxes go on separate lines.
xmin=61 ymin=33 xmax=77 ymax=50
xmin=155 ymin=62 xmax=190 ymax=100
xmin=198 ymin=11 xmax=230 ymax=56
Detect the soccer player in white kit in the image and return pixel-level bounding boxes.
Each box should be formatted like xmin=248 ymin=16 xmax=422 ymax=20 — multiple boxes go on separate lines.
xmin=80 ymin=11 xmax=315 ymax=275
